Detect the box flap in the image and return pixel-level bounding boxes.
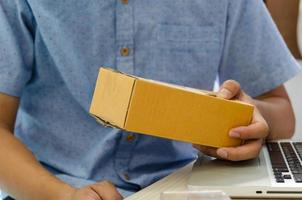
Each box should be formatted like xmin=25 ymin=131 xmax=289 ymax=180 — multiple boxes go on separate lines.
xmin=89 ymin=67 xmax=136 ymax=128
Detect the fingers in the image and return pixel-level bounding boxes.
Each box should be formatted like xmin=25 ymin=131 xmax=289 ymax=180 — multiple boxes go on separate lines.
xmin=195 ymin=139 xmax=264 ymax=161
xmin=217 ymin=80 xmax=241 ymax=100
xmin=217 ymin=139 xmax=263 ymax=161
xmin=91 ymin=181 xmax=123 ymax=200
xmin=229 ymin=118 xmax=269 ymax=140
xmin=229 ymin=107 xmax=269 ymax=140
xmin=230 ymin=123 xmax=269 ymax=140
xmin=218 ymin=107 xmax=268 ymax=161
xmin=237 ymin=90 xmax=253 ymax=104
xmin=197 ymin=80 xmax=267 ymax=161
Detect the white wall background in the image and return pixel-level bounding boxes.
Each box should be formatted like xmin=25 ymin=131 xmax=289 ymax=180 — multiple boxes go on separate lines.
xmin=285 ymin=61 xmax=302 ymax=140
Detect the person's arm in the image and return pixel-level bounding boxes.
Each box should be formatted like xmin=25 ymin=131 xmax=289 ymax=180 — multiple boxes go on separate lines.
xmin=195 ymin=1 xmax=300 ymax=161
xmin=195 ymin=80 xmax=295 ymax=161
xmin=255 ymin=85 xmax=295 ymax=139
xmin=0 ymin=93 xmax=74 ymax=200
xmin=0 ymin=93 xmax=123 ymax=200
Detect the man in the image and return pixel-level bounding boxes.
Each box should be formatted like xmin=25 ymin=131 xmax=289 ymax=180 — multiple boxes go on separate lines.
xmin=0 ymin=0 xmax=300 ymax=199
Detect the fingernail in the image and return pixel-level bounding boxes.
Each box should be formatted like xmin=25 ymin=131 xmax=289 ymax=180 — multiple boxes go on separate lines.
xmin=217 ymin=149 xmax=228 ymax=159
xmin=229 ymin=131 xmax=240 ymax=138
xmin=217 ymin=88 xmax=232 ymax=99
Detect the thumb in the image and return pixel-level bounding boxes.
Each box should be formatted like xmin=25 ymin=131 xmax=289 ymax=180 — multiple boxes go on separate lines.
xmin=217 ymin=80 xmax=241 ymax=100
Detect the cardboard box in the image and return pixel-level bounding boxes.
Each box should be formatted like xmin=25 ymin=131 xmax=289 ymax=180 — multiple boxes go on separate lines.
xmin=90 ymin=67 xmax=254 ymax=148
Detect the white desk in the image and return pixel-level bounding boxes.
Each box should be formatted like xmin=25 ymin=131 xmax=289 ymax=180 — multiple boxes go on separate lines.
xmin=124 ymin=162 xmax=291 ymax=200
xmin=125 ymin=162 xmax=194 ymax=200
xmin=285 ymin=64 xmax=302 ymax=141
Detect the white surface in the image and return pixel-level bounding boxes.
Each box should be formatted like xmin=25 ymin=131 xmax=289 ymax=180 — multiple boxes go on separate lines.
xmin=285 ymin=61 xmax=302 ymax=140
xmin=125 ymin=162 xmax=194 ymax=200
xmin=161 ymin=191 xmax=231 ymax=200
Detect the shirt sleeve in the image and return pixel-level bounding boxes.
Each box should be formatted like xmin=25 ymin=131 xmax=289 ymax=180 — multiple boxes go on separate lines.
xmin=0 ymin=0 xmax=34 ymax=97
xmin=219 ymin=0 xmax=301 ymax=97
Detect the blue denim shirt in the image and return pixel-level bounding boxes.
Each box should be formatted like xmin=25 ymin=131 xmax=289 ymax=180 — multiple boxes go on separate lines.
xmin=0 ymin=0 xmax=300 ymax=198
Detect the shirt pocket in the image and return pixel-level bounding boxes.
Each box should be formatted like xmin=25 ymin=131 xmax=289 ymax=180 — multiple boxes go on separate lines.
xmin=157 ymin=24 xmax=220 ymax=43
xmin=151 ymin=24 xmax=222 ymax=89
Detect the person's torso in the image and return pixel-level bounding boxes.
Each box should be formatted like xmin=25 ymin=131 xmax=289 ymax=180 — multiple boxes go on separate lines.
xmin=15 ymin=0 xmax=227 ymax=193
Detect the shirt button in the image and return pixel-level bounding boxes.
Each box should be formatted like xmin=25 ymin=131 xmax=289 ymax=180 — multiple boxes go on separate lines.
xmin=121 ymin=0 xmax=128 ymax=5
xmin=120 ymin=47 xmax=130 ymax=56
xmin=126 ymin=134 xmax=135 ymax=142
xmin=124 ymin=173 xmax=130 ymax=181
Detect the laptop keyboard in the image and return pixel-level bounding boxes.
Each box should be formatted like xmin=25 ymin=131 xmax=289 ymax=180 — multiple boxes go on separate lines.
xmin=267 ymin=142 xmax=302 ymax=183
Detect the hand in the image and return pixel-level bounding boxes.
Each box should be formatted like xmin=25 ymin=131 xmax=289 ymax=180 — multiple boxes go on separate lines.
xmin=67 ymin=181 xmax=123 ymax=200
xmin=194 ymin=80 xmax=269 ymax=161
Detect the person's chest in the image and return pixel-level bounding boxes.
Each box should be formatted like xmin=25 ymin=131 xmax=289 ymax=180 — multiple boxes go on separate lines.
xmin=26 ymin=0 xmax=228 ymax=92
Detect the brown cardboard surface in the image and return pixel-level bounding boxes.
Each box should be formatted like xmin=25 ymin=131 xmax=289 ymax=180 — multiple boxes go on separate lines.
xmin=89 ymin=68 xmax=135 ymax=127
xmin=90 ymin=67 xmax=254 ymax=148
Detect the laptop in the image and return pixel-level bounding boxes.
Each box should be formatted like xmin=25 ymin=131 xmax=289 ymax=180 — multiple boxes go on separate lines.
xmin=188 ymin=141 xmax=302 ymax=198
